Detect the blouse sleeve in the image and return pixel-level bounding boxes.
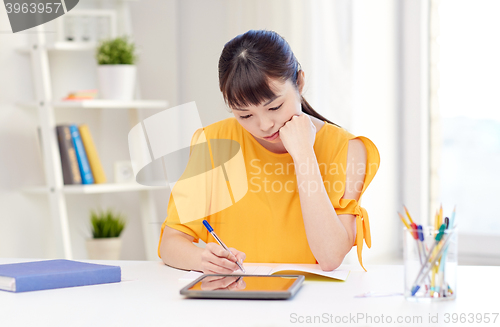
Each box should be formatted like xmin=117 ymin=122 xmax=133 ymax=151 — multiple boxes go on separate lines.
xmin=330 ymin=136 xmax=380 ymax=272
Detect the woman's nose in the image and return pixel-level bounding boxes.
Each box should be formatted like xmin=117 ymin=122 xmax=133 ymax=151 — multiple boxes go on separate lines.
xmin=259 ymin=116 xmax=274 ymax=132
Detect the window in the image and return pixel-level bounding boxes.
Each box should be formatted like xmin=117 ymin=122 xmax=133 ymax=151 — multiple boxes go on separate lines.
xmin=431 ymin=0 xmax=500 ymax=264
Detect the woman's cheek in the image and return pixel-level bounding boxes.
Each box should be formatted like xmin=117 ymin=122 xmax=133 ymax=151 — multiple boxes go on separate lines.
xmin=245 ymin=121 xmax=258 ymax=134
xmin=282 ymin=105 xmax=296 ymax=119
xmin=288 ymin=102 xmax=301 ymax=116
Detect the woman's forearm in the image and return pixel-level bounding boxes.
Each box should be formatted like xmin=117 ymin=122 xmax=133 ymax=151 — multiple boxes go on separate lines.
xmin=293 ymin=149 xmax=353 ymax=270
xmin=160 ymin=233 xmax=204 ymax=272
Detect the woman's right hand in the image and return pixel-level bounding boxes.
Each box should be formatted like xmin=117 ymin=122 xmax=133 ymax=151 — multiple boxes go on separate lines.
xmin=200 ymin=242 xmax=246 ymax=274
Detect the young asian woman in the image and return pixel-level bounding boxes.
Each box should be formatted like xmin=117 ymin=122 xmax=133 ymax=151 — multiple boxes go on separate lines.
xmin=158 ymin=30 xmax=380 ymax=274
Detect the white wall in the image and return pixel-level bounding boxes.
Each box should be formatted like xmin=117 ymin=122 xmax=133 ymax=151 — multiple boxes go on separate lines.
xmin=348 ymin=0 xmax=400 ymax=264
xmin=0 ymin=12 xmax=51 ymax=258
xmin=399 ymin=0 xmax=430 ymax=255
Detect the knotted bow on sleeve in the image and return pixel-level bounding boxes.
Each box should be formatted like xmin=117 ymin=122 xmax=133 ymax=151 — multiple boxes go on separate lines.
xmin=337 ymin=199 xmax=371 ymax=272
xmin=331 ymin=136 xmax=379 ymax=272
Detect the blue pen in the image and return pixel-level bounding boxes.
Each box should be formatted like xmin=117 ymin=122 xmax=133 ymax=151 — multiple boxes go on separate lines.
xmin=417 ymin=225 xmax=425 ymax=250
xmin=412 ymin=224 xmax=424 ymax=264
xmin=417 ymin=225 xmax=432 ymax=287
xmin=203 ymin=220 xmax=245 ymax=273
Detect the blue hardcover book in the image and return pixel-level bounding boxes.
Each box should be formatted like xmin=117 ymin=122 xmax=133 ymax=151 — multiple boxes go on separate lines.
xmin=70 ymin=124 xmax=94 ymax=184
xmin=0 ymin=259 xmax=121 ymax=293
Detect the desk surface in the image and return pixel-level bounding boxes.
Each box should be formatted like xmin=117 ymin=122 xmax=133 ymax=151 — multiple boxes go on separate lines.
xmin=1 ymin=258 xmax=498 ymax=327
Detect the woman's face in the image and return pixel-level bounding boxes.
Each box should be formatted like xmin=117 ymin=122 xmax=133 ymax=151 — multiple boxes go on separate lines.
xmin=230 ymin=78 xmax=302 ymax=145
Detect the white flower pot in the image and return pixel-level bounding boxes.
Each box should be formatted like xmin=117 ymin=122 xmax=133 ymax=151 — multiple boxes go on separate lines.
xmin=97 ymin=65 xmax=136 ymax=101
xmin=86 ymin=237 xmax=122 ymax=260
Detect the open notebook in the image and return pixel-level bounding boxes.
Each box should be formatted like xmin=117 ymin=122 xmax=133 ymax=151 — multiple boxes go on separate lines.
xmin=179 ymin=264 xmax=349 ymax=281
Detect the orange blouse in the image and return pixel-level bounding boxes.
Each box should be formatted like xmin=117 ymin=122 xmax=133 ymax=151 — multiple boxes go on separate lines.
xmin=158 ymin=117 xmax=380 ymax=271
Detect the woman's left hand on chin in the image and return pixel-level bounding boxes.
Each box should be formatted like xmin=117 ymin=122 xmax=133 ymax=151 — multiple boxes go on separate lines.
xmin=279 ymin=114 xmax=316 ymax=159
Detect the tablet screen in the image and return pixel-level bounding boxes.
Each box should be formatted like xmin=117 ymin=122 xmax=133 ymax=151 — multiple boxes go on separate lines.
xmin=188 ymin=275 xmax=298 ymax=292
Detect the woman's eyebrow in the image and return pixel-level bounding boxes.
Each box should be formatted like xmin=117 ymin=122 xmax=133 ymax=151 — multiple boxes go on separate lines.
xmin=233 ymin=95 xmax=282 ymax=111
xmin=263 ymin=94 xmax=281 ymax=106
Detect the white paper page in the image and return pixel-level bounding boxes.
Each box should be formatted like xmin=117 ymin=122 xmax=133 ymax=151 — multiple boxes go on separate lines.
xmin=243 ymin=265 xmax=273 ymax=275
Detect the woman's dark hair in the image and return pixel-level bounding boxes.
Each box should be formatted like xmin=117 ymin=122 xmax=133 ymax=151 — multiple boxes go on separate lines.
xmin=218 ymin=30 xmax=338 ymax=126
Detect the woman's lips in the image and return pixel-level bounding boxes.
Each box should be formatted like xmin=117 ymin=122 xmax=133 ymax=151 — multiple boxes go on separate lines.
xmin=264 ymin=131 xmax=279 ymax=141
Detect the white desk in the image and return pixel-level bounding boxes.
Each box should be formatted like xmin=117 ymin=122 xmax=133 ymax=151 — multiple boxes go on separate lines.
xmin=1 ymin=258 xmax=498 ymax=327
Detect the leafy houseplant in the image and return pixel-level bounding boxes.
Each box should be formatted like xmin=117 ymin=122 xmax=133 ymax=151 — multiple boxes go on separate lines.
xmin=86 ymin=209 xmax=126 ymax=260
xmin=90 ymin=209 xmax=126 ymax=238
xmin=95 ymin=36 xmax=138 ymax=100
xmin=96 ymin=36 xmax=137 ymax=65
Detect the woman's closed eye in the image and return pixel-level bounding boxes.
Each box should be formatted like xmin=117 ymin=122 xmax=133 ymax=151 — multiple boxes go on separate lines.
xmin=239 ymin=103 xmax=283 ymax=119
xmin=269 ymin=103 xmax=283 ymax=111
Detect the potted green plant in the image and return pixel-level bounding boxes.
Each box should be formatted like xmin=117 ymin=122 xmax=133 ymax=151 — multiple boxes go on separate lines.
xmin=95 ymin=36 xmax=138 ymax=100
xmin=86 ymin=208 xmax=126 ymax=260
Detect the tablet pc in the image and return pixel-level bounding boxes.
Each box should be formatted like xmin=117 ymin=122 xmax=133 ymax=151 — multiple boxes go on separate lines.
xmin=180 ymin=274 xmax=304 ymax=300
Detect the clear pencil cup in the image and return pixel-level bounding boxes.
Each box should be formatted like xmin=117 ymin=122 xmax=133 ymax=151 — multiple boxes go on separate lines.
xmin=403 ymin=226 xmax=457 ymax=301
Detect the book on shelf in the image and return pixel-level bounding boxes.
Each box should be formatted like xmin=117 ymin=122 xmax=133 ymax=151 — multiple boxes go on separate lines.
xmin=62 ymin=89 xmax=98 ymax=101
xmin=0 ymin=259 xmax=121 ymax=293
xmin=70 ymin=125 xmax=94 ymax=184
xmin=79 ymin=124 xmax=107 ymax=184
xmin=56 ymin=125 xmax=82 ymax=185
xmin=55 ymin=124 xmax=106 ymax=185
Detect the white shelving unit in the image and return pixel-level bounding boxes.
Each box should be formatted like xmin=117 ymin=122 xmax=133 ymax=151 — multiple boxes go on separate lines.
xmin=23 ymin=183 xmax=168 ymax=195
xmin=16 ymin=43 xmax=97 ymax=53
xmin=19 ymin=1 xmax=167 ymax=261
xmin=17 ymin=100 xmax=168 ymax=109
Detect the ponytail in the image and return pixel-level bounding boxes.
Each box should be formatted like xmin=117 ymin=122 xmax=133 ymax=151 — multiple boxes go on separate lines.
xmin=300 ymin=96 xmax=340 ymax=128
